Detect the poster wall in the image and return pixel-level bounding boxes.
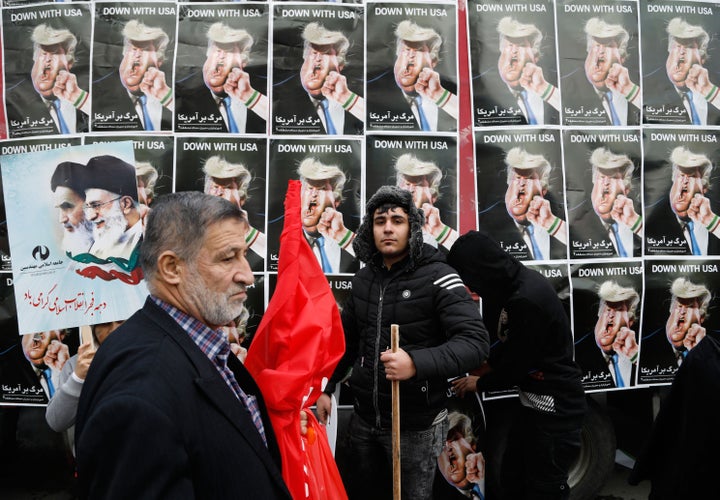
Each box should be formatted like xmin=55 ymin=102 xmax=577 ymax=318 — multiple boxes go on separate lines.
xmin=0 ymin=0 xmax=719 ymax=496
xmin=468 ymin=0 xmax=720 ymax=396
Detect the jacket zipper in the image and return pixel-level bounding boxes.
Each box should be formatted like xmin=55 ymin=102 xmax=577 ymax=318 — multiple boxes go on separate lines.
xmin=373 ymin=284 xmax=386 ymax=428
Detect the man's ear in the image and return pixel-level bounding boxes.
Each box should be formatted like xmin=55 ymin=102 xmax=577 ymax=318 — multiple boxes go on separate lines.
xmin=120 ymin=196 xmax=135 ymax=212
xmin=156 ymin=251 xmax=183 ymax=286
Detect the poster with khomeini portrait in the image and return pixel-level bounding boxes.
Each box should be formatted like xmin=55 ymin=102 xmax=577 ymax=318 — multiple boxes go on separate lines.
xmin=1 ymin=141 xmax=148 ymax=335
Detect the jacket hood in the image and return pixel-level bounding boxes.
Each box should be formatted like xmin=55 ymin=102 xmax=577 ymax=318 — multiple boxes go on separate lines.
xmin=447 ymin=229 xmax=523 ymax=301
xmin=353 ymin=186 xmax=425 ymax=267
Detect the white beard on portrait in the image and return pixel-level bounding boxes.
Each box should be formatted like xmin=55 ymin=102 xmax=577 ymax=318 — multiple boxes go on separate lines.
xmin=62 ymin=219 xmax=94 ymax=256
xmin=90 ymin=201 xmax=129 ymax=258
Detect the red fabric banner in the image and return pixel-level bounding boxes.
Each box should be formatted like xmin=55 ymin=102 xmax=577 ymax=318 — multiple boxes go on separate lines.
xmin=246 ymin=179 xmax=346 ymax=499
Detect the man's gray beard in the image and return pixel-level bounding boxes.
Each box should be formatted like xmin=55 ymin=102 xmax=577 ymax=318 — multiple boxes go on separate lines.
xmin=184 ymin=265 xmax=245 ymax=327
xmin=91 ymin=201 xmax=128 ymax=254
xmin=62 ymin=220 xmax=94 ymax=255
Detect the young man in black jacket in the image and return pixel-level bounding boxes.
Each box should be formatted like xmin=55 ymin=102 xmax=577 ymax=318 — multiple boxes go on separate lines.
xmin=316 ymin=186 xmax=489 ymax=499
xmin=448 ymin=229 xmax=587 ymax=500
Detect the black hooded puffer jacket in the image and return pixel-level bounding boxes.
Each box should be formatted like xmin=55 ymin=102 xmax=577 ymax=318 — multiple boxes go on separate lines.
xmin=337 ymin=187 xmax=489 ymax=430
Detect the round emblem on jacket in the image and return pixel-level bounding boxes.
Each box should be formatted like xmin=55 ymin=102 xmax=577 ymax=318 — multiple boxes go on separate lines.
xmin=402 ymin=289 xmax=411 ymax=298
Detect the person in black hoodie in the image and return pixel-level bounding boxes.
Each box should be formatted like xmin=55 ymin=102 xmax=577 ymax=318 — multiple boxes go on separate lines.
xmin=316 ymin=186 xmax=489 ymax=499
xmin=447 ymin=229 xmax=586 ymax=500
xmin=628 ymin=335 xmax=720 ymax=499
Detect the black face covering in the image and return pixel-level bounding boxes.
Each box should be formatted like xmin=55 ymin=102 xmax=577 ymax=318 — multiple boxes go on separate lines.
xmin=447 ymin=229 xmax=523 ymax=302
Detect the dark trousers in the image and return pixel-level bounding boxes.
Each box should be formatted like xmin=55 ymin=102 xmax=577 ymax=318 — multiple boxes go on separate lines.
xmin=489 ymin=405 xmax=582 ymax=500
xmin=336 ymin=411 xmax=448 ymax=500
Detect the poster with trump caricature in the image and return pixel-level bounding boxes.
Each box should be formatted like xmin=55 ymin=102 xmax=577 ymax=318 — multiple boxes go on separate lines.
xmin=365 ymin=134 xmax=459 ymax=252
xmin=474 ymin=128 xmax=567 ymax=262
xmin=641 ymin=1 xmax=720 ymax=126
xmin=639 ymin=258 xmax=720 ymax=385
xmin=467 ymin=0 xmax=560 ymax=127
xmin=272 ymin=2 xmax=364 ymax=135
xmin=571 ymin=260 xmax=643 ymax=391
xmin=175 ymin=3 xmax=269 ymax=134
xmin=563 ymin=128 xmax=643 ymax=259
xmin=556 ymin=0 xmax=641 ymax=127
xmin=3 ymin=3 xmax=92 ymax=138
xmin=91 ymin=2 xmax=177 ymax=132
xmin=643 ymin=128 xmax=720 ymax=256
xmin=266 ymin=137 xmax=361 ymax=274
xmin=367 ymin=1 xmax=458 ymax=132
xmin=1 ymin=141 xmax=148 ymax=335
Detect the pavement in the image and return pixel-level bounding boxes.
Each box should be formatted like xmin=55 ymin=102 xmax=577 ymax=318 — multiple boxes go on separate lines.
xmin=596 ymin=463 xmax=650 ymax=500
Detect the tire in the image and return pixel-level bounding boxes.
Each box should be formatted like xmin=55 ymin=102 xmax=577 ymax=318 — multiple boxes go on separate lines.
xmin=569 ymin=398 xmax=616 ymax=500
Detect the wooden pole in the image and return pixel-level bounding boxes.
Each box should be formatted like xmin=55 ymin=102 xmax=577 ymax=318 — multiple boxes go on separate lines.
xmin=391 ymin=324 xmax=401 ymax=500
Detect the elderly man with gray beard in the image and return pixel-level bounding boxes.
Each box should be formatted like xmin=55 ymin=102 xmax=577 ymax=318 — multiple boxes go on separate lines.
xmin=75 ymin=192 xmax=290 ymax=498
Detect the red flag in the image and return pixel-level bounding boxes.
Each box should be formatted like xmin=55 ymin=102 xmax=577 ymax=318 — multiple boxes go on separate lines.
xmin=245 ymin=180 xmax=346 ymax=500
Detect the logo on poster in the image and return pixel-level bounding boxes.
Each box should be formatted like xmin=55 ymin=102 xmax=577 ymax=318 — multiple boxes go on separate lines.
xmin=32 ymin=245 xmax=50 ymax=262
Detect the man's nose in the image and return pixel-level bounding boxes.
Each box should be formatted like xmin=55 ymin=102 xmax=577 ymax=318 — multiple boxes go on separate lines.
xmin=234 ymin=260 xmax=254 ymax=285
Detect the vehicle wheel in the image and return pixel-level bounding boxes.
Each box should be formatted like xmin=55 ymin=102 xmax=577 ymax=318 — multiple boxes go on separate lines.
xmin=569 ymin=398 xmax=616 ymax=500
